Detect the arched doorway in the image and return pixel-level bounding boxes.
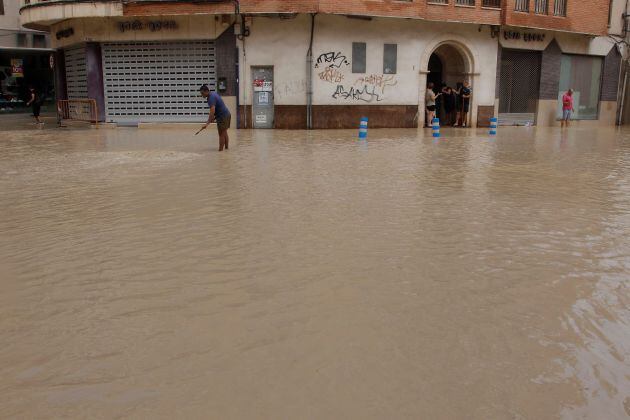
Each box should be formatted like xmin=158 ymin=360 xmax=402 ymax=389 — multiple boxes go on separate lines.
xmin=426 ymin=44 xmax=471 ymax=126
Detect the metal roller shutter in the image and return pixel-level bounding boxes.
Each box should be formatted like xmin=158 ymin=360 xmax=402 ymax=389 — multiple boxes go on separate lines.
xmin=102 ymin=41 xmax=216 ymax=123
xmin=498 ymin=50 xmax=541 ymax=126
xmin=64 ymin=46 xmax=88 ymax=99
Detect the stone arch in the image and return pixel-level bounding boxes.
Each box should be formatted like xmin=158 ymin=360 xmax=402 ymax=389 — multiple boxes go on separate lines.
xmin=419 ymin=34 xmax=480 ymax=127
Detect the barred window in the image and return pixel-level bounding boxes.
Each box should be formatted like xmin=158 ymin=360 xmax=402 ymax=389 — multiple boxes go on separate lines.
xmin=456 ymin=0 xmax=475 ymax=5
xmin=535 ymin=0 xmax=548 ymax=14
xmin=482 ymin=0 xmax=501 ymax=7
xmin=514 ymin=0 xmax=529 ymax=11
xmin=554 ymin=0 xmax=567 ymax=16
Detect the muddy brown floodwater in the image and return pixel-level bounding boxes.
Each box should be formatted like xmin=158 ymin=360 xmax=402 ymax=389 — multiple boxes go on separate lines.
xmin=0 ymin=121 xmax=629 ymax=419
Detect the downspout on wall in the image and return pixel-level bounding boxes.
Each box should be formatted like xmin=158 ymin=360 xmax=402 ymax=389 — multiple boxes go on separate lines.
xmin=307 ymin=13 xmax=316 ymax=129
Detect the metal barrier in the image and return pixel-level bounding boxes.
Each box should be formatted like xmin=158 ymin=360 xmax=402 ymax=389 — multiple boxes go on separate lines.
xmin=57 ymin=99 xmax=98 ymax=126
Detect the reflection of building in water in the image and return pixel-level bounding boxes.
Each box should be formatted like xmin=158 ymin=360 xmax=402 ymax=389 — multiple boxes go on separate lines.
xmin=1 ymin=0 xmax=53 ymax=113
xmin=19 ymin=0 xmax=626 ymax=128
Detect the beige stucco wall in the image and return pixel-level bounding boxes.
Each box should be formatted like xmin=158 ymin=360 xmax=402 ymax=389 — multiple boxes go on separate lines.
xmin=0 ymin=0 xmax=49 ymax=48
xmin=537 ymin=100 xmax=617 ymax=127
xmin=50 ymin=16 xmax=232 ymax=49
xmin=20 ymin=2 xmax=123 ymax=28
xmin=608 ymin=0 xmax=627 ymax=36
xmin=238 ymin=14 xmax=498 ymax=127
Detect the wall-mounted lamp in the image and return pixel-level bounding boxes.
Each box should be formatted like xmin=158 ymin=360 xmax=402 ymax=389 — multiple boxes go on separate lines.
xmin=490 ymin=26 xmax=501 ymax=39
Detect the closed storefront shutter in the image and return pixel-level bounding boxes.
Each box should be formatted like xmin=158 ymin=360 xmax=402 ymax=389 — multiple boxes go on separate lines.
xmin=499 ymin=49 xmax=542 ymax=125
xmin=64 ymin=46 xmax=88 ymax=99
xmin=101 ymin=41 xmax=216 ymax=123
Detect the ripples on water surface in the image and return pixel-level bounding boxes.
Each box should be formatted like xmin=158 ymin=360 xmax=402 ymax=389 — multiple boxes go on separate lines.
xmin=0 ymin=124 xmax=629 ymax=419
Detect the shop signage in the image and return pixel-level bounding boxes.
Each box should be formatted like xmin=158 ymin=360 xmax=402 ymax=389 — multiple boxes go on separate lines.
xmin=118 ymin=20 xmax=178 ymax=33
xmin=11 ymin=59 xmax=23 ymax=78
xmin=503 ymin=31 xmax=546 ymax=42
xmin=253 ymin=79 xmax=272 ymax=92
xmin=56 ymin=27 xmax=74 ymax=40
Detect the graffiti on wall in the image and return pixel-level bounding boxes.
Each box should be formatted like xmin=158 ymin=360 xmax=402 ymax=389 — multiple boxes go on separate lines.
xmin=332 ymin=85 xmax=383 ymax=103
xmin=314 ymin=49 xmax=399 ymax=103
xmin=318 ymin=67 xmax=344 ymax=84
xmin=314 ymin=51 xmax=350 ymax=69
xmin=354 ymin=74 xmax=397 ymax=94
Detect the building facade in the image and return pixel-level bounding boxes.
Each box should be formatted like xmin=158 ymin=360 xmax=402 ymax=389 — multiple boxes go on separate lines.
xmin=19 ymin=0 xmax=627 ymax=128
xmin=1 ymin=0 xmax=53 ymax=112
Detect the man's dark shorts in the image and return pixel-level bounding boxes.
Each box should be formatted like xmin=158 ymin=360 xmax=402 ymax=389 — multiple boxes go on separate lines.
xmin=426 ymin=105 xmax=436 ymax=112
xmin=33 ymin=104 xmax=41 ymax=117
xmin=216 ymin=114 xmax=231 ymax=131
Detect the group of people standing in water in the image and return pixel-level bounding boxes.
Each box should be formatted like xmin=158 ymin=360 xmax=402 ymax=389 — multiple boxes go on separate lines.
xmin=425 ymin=81 xmax=472 ymax=128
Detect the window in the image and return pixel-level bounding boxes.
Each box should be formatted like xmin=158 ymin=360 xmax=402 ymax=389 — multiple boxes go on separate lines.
xmin=482 ymin=0 xmax=501 ymax=8
xmin=554 ymin=0 xmax=567 ymax=16
xmin=16 ymin=33 xmax=27 ymax=47
xmin=0 ymin=0 xmax=4 ymax=15
xmin=557 ymin=54 xmax=603 ymax=120
xmin=352 ymin=42 xmax=366 ymax=74
xmin=456 ymin=0 xmax=475 ymax=5
xmin=428 ymin=0 xmax=448 ymax=3
xmin=535 ymin=0 xmax=548 ymax=14
xmin=383 ymin=44 xmax=397 ymax=74
xmin=514 ymin=0 xmax=529 ymax=11
xmin=33 ymin=34 xmax=46 ymax=48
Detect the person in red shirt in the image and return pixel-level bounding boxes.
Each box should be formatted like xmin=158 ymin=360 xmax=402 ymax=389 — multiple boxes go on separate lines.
xmin=561 ymin=89 xmax=574 ymax=128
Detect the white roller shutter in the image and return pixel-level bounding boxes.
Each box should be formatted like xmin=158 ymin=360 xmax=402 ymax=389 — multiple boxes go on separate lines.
xmin=102 ymin=41 xmax=216 ymax=123
xmin=64 ymin=46 xmax=88 ymax=99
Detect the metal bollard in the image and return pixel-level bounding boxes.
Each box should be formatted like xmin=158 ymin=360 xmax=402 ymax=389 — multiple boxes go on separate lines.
xmin=432 ymin=118 xmax=440 ymax=138
xmin=489 ymin=117 xmax=498 ymax=136
xmin=358 ymin=117 xmax=368 ymax=139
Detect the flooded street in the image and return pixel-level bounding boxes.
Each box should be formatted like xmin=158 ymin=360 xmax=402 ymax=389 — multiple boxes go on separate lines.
xmin=1 ymin=122 xmax=629 ymax=419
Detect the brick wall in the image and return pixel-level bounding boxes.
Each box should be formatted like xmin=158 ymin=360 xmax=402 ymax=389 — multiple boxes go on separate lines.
xmin=504 ymin=0 xmax=610 ymax=35
xmin=539 ymin=39 xmax=561 ymax=100
xmin=426 ymin=3 xmax=500 ymax=25
xmin=601 ymin=45 xmax=621 ymax=102
xmin=123 ymin=0 xmax=610 ymax=36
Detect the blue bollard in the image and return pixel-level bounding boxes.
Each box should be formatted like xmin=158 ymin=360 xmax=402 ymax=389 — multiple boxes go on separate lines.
xmin=358 ymin=117 xmax=368 ymax=139
xmin=432 ymin=118 xmax=440 ymax=138
xmin=489 ymin=117 xmax=498 ymax=136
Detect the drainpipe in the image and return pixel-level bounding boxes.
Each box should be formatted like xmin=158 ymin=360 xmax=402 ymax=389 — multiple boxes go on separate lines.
xmin=619 ymin=0 xmax=630 ymax=124
xmin=618 ymin=65 xmax=627 ymax=125
xmin=306 ymin=14 xmax=316 ymax=129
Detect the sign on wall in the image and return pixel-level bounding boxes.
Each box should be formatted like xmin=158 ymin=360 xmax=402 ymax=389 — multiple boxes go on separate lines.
xmin=503 ymin=31 xmax=546 ymax=42
xmin=253 ymin=79 xmax=272 ymax=92
xmin=11 ymin=59 xmax=23 ymax=77
xmin=117 ymin=20 xmax=178 ymax=33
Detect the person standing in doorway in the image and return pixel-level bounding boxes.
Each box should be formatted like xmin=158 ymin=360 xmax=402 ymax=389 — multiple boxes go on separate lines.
xmin=199 ymin=84 xmax=231 ymax=151
xmin=25 ymin=86 xmax=43 ymax=125
xmin=561 ymin=89 xmax=574 ymax=128
xmin=459 ymin=80 xmax=472 ymax=128
xmin=453 ymin=82 xmax=463 ymax=127
xmin=443 ymin=86 xmax=456 ymax=126
xmin=425 ymin=82 xmax=440 ymax=127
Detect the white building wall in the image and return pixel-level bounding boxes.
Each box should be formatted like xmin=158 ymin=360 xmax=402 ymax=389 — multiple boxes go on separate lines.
xmin=239 ymin=15 xmax=499 ymax=117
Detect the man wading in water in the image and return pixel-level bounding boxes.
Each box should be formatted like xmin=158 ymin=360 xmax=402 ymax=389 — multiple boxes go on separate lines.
xmin=199 ymin=85 xmax=231 ymax=151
